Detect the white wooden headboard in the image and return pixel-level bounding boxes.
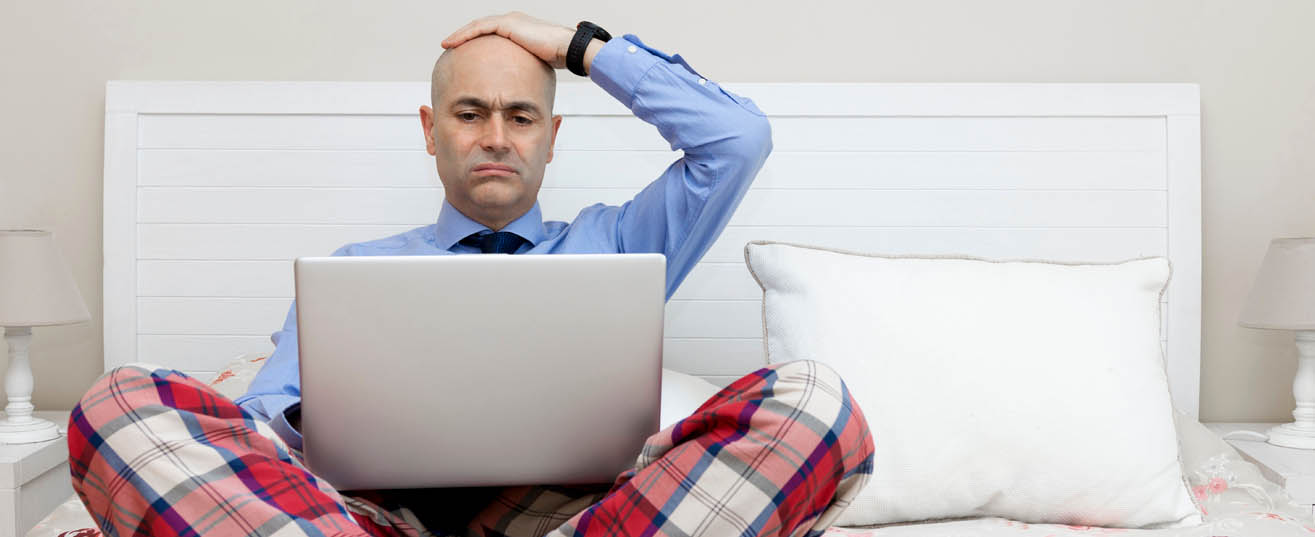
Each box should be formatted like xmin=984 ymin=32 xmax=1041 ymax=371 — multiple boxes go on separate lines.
xmin=103 ymin=82 xmax=1202 ymax=416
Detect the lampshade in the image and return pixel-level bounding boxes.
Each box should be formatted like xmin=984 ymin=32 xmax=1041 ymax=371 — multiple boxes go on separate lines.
xmin=0 ymin=229 xmax=91 ymax=327
xmin=1238 ymin=237 xmax=1315 ymax=330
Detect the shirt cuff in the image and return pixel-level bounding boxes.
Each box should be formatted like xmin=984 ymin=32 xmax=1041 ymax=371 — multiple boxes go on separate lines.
xmin=269 ymin=402 xmax=304 ymax=451
xmin=589 ymin=34 xmax=666 ymax=109
xmin=237 ymin=393 xmax=304 ymax=451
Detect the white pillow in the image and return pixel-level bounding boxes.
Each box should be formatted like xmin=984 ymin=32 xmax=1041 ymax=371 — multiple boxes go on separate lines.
xmin=743 ymin=241 xmax=1201 ymax=528
xmin=661 ymin=368 xmax=722 ymax=430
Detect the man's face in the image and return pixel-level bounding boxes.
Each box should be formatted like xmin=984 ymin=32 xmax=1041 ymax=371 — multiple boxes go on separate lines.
xmin=420 ymin=35 xmax=561 ymax=229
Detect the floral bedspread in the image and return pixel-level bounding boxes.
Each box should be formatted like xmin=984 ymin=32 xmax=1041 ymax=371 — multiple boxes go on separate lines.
xmin=812 ymin=415 xmax=1315 ymax=537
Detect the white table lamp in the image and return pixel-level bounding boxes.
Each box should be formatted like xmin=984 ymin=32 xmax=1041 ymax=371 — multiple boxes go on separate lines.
xmin=0 ymin=229 xmax=90 ymax=444
xmin=1238 ymin=237 xmax=1315 ymax=449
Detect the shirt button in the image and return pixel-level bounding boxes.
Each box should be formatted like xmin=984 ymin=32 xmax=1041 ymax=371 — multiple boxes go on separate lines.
xmin=698 ymin=78 xmax=707 ymax=85
xmin=627 ymin=45 xmax=638 ymax=54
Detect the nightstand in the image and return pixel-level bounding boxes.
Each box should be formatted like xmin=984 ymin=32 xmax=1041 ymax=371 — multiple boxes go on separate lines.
xmin=0 ymin=410 xmax=71 ymax=537
xmin=1205 ymin=422 xmax=1315 ymax=512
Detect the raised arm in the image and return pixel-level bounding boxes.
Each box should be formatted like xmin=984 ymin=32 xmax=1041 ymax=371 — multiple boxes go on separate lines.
xmin=587 ymin=34 xmax=771 ymax=298
xmin=444 ymin=13 xmax=773 ymax=298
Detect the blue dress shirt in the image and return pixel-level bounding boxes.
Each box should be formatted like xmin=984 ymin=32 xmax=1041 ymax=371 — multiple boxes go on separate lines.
xmin=234 ymin=34 xmax=773 ymax=450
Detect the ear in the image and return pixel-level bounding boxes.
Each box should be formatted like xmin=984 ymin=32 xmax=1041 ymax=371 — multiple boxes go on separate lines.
xmin=546 ymin=114 xmax=563 ymax=163
xmin=419 ymin=105 xmax=437 ymax=156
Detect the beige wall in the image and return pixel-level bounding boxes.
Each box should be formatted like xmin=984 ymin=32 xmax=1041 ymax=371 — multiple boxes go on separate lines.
xmin=1 ymin=1 xmax=1312 ymax=421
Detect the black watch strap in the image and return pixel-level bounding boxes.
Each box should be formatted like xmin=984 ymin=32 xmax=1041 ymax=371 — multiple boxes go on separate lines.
xmin=567 ymin=21 xmax=611 ymax=77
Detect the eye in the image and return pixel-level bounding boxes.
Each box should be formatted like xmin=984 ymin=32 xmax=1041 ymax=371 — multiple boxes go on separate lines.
xmin=512 ymin=116 xmax=534 ymax=125
xmin=457 ymin=112 xmax=480 ymax=122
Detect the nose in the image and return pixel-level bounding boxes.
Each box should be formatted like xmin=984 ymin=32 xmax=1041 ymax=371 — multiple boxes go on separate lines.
xmin=479 ymin=116 xmax=511 ymax=154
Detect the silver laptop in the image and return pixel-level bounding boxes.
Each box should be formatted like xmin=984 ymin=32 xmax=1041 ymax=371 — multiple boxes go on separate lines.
xmin=294 ymin=253 xmax=665 ymax=490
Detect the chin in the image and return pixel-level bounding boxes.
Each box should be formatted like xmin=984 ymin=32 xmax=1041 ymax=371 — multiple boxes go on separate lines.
xmin=465 ymin=185 xmax=523 ymax=209
xmin=468 ymin=189 xmax=518 ymax=206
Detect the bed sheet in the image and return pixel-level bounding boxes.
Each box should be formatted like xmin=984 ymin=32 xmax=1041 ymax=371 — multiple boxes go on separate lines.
xmin=31 ymin=413 xmax=1315 ymax=537
xmin=27 ymin=358 xmax=1315 ymax=536
xmin=824 ymin=415 xmax=1314 ymax=537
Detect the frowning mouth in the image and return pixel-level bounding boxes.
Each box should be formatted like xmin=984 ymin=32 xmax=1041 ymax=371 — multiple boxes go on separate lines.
xmin=472 ymin=163 xmax=518 ymax=176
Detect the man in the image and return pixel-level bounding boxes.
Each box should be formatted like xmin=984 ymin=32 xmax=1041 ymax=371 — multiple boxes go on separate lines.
xmin=68 ymin=12 xmax=874 ymax=537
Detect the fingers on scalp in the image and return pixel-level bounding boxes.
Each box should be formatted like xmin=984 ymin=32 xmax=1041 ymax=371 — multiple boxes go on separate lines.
xmin=443 ymin=18 xmax=487 ymax=47
xmin=465 ymin=19 xmax=500 ymax=41
xmin=443 ymin=13 xmax=518 ymax=48
xmin=440 ymin=29 xmax=466 ymax=47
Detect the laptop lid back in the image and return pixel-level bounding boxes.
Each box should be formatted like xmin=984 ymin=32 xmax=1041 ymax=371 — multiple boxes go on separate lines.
xmin=296 ymin=253 xmax=665 ymax=490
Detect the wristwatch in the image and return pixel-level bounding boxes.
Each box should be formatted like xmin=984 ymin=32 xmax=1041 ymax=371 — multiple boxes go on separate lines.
xmin=567 ymin=21 xmax=611 ymax=77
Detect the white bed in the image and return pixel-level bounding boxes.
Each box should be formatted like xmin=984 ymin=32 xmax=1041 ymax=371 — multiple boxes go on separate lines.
xmin=30 ymin=81 xmax=1315 ymax=535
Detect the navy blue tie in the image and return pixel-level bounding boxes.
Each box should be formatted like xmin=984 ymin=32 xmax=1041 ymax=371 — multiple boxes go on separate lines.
xmin=459 ymin=231 xmax=527 ymax=254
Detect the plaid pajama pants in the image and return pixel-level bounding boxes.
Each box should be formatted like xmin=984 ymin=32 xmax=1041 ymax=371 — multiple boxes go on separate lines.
xmin=68 ymin=360 xmax=874 ymax=537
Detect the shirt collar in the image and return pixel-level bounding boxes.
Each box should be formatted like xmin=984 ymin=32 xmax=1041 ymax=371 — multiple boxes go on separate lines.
xmin=433 ymin=199 xmax=546 ymax=250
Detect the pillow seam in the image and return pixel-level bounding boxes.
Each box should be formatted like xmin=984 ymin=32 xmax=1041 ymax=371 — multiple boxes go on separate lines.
xmin=744 ymin=239 xmax=1167 ymax=267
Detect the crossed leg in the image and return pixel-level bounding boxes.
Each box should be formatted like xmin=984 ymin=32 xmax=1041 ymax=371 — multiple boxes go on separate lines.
xmin=463 ymin=360 xmax=874 ymax=537
xmin=67 ymin=366 xmax=400 ymax=536
xmin=68 ymin=360 xmax=873 ymax=537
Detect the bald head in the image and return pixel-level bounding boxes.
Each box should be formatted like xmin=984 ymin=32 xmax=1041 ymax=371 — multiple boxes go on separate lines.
xmin=430 ymin=35 xmax=557 ymax=113
xmin=419 ymin=33 xmax=564 ymax=234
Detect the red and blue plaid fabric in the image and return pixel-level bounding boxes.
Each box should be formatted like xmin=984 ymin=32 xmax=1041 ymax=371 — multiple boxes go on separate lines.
xmin=68 ymin=360 xmax=873 ymax=537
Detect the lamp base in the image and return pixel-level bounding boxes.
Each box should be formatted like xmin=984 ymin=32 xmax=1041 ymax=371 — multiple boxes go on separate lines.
xmin=1266 ymin=331 xmax=1315 ymax=450
xmin=0 ymin=414 xmax=60 ymax=444
xmin=1267 ymin=422 xmax=1315 ymax=450
xmin=1 ymin=326 xmax=61 ymax=444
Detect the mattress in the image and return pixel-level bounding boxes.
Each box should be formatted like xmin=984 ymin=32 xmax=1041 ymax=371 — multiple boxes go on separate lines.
xmin=28 ymin=357 xmax=1315 ymax=536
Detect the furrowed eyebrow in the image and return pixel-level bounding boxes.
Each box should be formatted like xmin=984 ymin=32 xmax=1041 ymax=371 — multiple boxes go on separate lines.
xmin=503 ymin=101 xmax=543 ymax=117
xmin=451 ymin=97 xmax=543 ymax=117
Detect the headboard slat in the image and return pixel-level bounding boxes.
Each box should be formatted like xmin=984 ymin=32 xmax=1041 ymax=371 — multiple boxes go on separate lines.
xmin=105 ymin=82 xmax=1201 ymax=416
xmin=140 ymin=150 xmax=1166 ymax=190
